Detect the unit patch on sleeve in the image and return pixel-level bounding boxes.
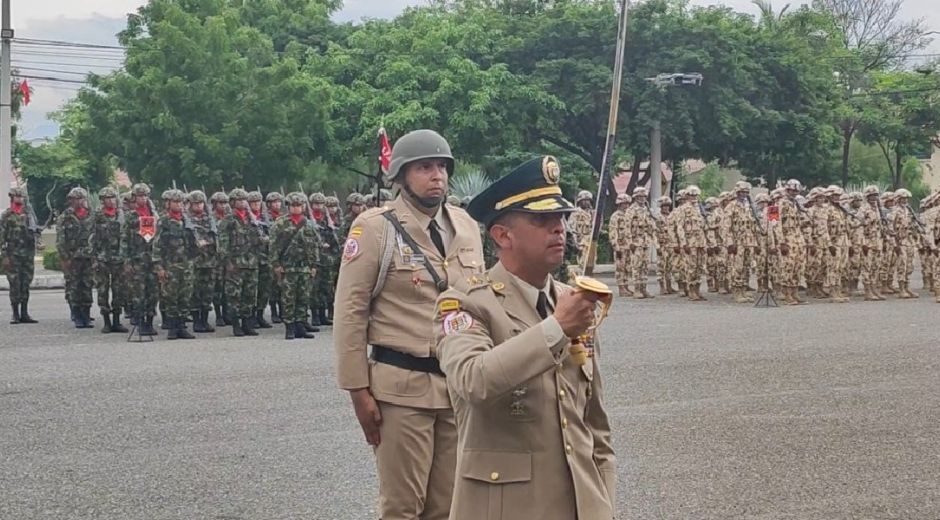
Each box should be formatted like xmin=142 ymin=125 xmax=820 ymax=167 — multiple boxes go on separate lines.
xmin=442 ymin=311 xmax=474 ymax=336
xmin=342 ymin=238 xmax=361 ymax=262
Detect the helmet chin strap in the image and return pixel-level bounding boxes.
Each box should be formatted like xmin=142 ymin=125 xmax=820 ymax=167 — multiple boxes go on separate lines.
xmin=402 ymin=182 xmax=443 ymax=210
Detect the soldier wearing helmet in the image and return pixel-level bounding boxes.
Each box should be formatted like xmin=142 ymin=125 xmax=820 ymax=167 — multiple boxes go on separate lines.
xmin=244 ymin=191 xmax=274 ymax=331
xmin=185 ymin=190 xmax=218 ymax=333
xmin=887 ymin=188 xmax=920 ymax=299
xmin=704 ymin=193 xmax=727 ymax=295
xmin=1 ymin=185 xmax=40 ymax=323
xmin=260 ymin=191 xmax=286 ymax=325
xmin=773 ymin=180 xmax=808 ymax=305
xmin=333 ymin=129 xmax=485 ymax=520
xmin=608 ymin=193 xmax=633 ymax=296
xmin=625 ymin=187 xmax=656 ymax=299
xmin=306 ymin=191 xmax=336 ymax=328
xmin=269 ymin=192 xmax=320 ymax=340
xmin=723 ymin=181 xmax=759 ymax=303
xmin=674 ymin=185 xmax=708 ymax=301
xmin=152 ymin=189 xmax=197 ymax=339
xmin=217 ymin=188 xmax=263 ymax=337
xmin=122 ymin=182 xmax=160 ymax=335
xmin=345 ymin=193 xmax=366 ymax=228
xmin=569 ymin=190 xmax=594 ymax=271
xmin=91 ymin=187 xmax=129 ymax=333
xmin=655 ymin=195 xmax=679 ymax=295
xmin=209 ymin=191 xmax=231 ymax=326
xmin=57 ymin=186 xmax=96 ymax=327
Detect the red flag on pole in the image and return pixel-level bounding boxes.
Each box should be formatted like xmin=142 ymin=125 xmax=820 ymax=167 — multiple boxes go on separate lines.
xmin=378 ymin=127 xmax=392 ymax=175
xmin=18 ymin=80 xmax=30 ymax=106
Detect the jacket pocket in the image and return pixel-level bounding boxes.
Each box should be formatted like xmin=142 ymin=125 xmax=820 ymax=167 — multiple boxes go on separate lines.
xmin=461 ymin=450 xmax=532 ymax=520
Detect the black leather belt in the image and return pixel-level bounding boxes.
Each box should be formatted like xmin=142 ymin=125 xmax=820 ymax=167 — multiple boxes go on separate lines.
xmin=372 ymin=345 xmax=444 ymax=376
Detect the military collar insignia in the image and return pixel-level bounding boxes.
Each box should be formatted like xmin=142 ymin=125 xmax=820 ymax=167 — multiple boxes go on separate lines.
xmin=542 ymin=155 xmax=560 ymax=185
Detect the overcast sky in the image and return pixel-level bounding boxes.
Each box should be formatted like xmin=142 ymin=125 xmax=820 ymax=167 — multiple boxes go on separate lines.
xmin=11 ymin=0 xmax=940 ymax=140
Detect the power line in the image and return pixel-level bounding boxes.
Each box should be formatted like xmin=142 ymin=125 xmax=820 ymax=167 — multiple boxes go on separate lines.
xmin=13 ymin=66 xmax=95 ymax=77
xmin=13 ymin=37 xmax=124 ymax=50
xmin=16 ymin=74 xmax=88 ymax=85
xmin=13 ymin=59 xmax=118 ymax=70
xmin=10 ymin=49 xmax=125 ymax=62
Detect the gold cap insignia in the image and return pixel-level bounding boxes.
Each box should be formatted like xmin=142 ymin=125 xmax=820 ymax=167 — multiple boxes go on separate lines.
xmin=542 ymin=156 xmax=560 ymax=185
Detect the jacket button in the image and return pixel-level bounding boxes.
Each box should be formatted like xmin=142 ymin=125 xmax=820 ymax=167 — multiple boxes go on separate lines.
xmin=565 ymin=444 xmax=572 ymax=455
xmin=561 ymin=418 xmax=568 ymax=429
xmin=558 ymin=390 xmax=566 ymax=399
xmin=490 ymin=472 xmax=500 ymax=481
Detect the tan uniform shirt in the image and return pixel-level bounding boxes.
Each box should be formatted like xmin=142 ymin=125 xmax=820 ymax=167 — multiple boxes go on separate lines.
xmin=434 ymin=262 xmax=616 ymax=520
xmin=334 ymin=197 xmax=484 ymax=409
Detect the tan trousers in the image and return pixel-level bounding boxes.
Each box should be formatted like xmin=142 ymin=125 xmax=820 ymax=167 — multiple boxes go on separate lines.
xmin=375 ymin=402 xmax=457 ymax=520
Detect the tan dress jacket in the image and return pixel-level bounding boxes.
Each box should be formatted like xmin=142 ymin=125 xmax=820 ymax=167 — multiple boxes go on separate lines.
xmin=334 ymin=196 xmax=484 ymax=409
xmin=434 ymin=262 xmax=616 ymax=519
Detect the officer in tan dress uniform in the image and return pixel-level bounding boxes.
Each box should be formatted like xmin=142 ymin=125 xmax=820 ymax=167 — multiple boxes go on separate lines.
xmin=333 ymin=129 xmax=485 ymax=520
xmin=433 ymin=156 xmax=616 ymax=520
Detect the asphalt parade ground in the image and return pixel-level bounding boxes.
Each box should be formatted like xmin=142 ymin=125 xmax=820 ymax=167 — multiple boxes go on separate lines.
xmin=1 ymin=288 xmax=938 ymax=519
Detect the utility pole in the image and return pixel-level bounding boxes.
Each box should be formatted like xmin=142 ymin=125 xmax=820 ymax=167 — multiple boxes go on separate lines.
xmin=0 ymin=0 xmax=12 ymax=210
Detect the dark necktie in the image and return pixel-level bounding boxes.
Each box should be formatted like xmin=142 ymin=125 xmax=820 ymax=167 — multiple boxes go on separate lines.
xmin=536 ymin=291 xmax=551 ymax=320
xmin=428 ymin=222 xmax=446 ymax=257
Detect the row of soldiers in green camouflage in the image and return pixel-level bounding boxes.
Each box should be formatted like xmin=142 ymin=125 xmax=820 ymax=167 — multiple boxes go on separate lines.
xmin=575 ymin=179 xmax=940 ymax=305
xmin=24 ymin=183 xmax=382 ymax=339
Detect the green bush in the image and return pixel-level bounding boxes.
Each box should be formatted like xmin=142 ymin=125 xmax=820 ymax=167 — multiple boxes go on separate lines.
xmin=43 ymin=249 xmax=61 ymax=271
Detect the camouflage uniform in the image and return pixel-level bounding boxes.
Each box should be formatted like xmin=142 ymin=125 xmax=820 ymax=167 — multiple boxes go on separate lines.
xmin=57 ymin=188 xmax=96 ymax=327
xmin=308 ymin=193 xmax=336 ymax=326
xmin=667 ymin=193 xmax=687 ymax=294
xmin=776 ymin=181 xmax=808 ymax=304
xmin=922 ymin=193 xmax=940 ymax=302
xmin=704 ymin=196 xmax=724 ymax=293
xmin=627 ymin=188 xmax=655 ymax=298
xmin=210 ymin=192 xmax=231 ymax=326
xmin=270 ymin=192 xmax=321 ymax=339
xmin=152 ymin=189 xmax=197 ymax=339
xmin=753 ymin=193 xmax=772 ymax=293
xmin=879 ymin=193 xmax=900 ymax=295
xmin=571 ymin=191 xmax=594 ymax=269
xmin=187 ymin=190 xmax=218 ymax=332
xmin=122 ymin=183 xmax=159 ymax=335
xmin=248 ymin=191 xmax=273 ymax=329
xmin=823 ymin=186 xmax=851 ymax=303
xmin=326 ymin=195 xmax=344 ymax=293
xmin=218 ymin=189 xmax=261 ymax=336
xmin=608 ymin=194 xmax=631 ymax=295
xmin=805 ymin=190 xmax=828 ymax=299
xmin=264 ymin=192 xmax=286 ymax=323
xmin=676 ymin=186 xmax=708 ymax=301
xmin=91 ymin=187 xmax=129 ymax=332
xmin=890 ymin=189 xmax=920 ymax=299
xmin=0 ymin=187 xmax=40 ymax=323
xmin=655 ymin=197 xmax=677 ymax=295
xmin=858 ymin=186 xmax=886 ymax=300
xmin=724 ymin=182 xmax=760 ymax=303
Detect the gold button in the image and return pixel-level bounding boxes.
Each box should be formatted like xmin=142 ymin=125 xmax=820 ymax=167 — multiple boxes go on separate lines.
xmin=565 ymin=444 xmax=572 ymax=455
xmin=443 ymin=260 xmax=449 ymax=268
xmin=490 ymin=472 xmax=500 ymax=481
xmin=561 ymin=418 xmax=568 ymax=429
xmin=559 ymin=390 xmax=566 ymax=398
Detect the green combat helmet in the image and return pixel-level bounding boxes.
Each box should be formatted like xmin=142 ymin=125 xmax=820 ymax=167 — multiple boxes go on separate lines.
xmin=346 ymin=193 xmax=363 ymax=205
xmin=325 ymin=195 xmax=339 ymax=207
xmin=98 ymin=187 xmax=119 ymax=199
xmin=68 ymin=187 xmax=89 ymax=199
xmin=576 ymin=190 xmax=593 ymax=204
xmin=132 ymin=183 xmax=151 ymax=197
xmin=188 ymin=190 xmax=207 ymax=204
xmin=8 ymin=186 xmax=27 ymax=198
xmin=210 ymin=191 xmax=229 ymax=204
xmin=386 ymin=129 xmax=454 ymax=183
xmin=164 ymin=189 xmax=184 ymax=203
xmin=265 ymin=192 xmax=282 ymax=203
xmin=229 ymin=188 xmax=249 ymax=201
xmin=286 ymin=192 xmax=306 ymax=206
xmin=310 ymin=192 xmax=327 ymax=205
xmin=247 ymin=191 xmax=263 ymax=203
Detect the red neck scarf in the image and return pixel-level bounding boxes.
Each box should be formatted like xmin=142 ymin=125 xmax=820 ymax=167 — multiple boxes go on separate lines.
xmin=290 ymin=213 xmax=304 ymax=225
xmin=103 ymin=207 xmax=116 ymax=217
xmin=136 ymin=205 xmax=152 ymax=218
xmin=234 ymin=209 xmax=249 ymax=223
xmin=169 ymin=210 xmax=183 ymax=221
xmin=270 ymin=209 xmax=281 ymax=220
xmin=251 ymin=209 xmax=262 ymax=220
xmin=75 ymin=207 xmax=88 ymax=219
xmin=10 ymin=202 xmax=23 ymax=215
xmin=311 ymin=208 xmax=323 ymax=221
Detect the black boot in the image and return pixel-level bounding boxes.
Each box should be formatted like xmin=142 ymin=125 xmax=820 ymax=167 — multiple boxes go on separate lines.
xmin=160 ymin=310 xmax=170 ymax=330
xmin=303 ymin=321 xmax=320 ymax=333
xmin=222 ymin=304 xmax=232 ymax=326
xmin=284 ymin=323 xmax=294 ymax=340
xmin=70 ymin=306 xmax=82 ymax=328
xmin=214 ymin=303 xmax=226 ymax=327
xmin=101 ymin=312 xmax=113 ymax=333
xmin=310 ymin=306 xmax=321 ymax=327
xmin=270 ymin=302 xmax=282 ymax=324
xmin=200 ymin=310 xmax=215 ymax=333
xmin=111 ymin=311 xmax=128 ymax=333
xmin=242 ymin=317 xmax=259 ymax=336
xmin=141 ymin=316 xmax=158 ymax=336
xmin=69 ymin=305 xmax=77 ymax=324
xmin=167 ymin=318 xmax=179 ymax=340
xmin=176 ymin=319 xmax=195 ymax=339
xmin=232 ymin=317 xmax=245 ymax=337
xmin=256 ymin=310 xmax=272 ymax=329
xmin=10 ymin=303 xmax=21 ymax=324
xmin=80 ymin=307 xmax=95 ymax=329
xmin=19 ymin=302 xmax=37 ymax=324
xmin=192 ymin=311 xmax=208 ymax=333
xmin=319 ymin=307 xmax=333 ymax=326
xmin=294 ymin=322 xmax=315 ymax=339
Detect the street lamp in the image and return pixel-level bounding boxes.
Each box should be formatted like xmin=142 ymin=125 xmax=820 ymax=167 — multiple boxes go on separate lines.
xmin=643 ymin=73 xmax=703 ymax=207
